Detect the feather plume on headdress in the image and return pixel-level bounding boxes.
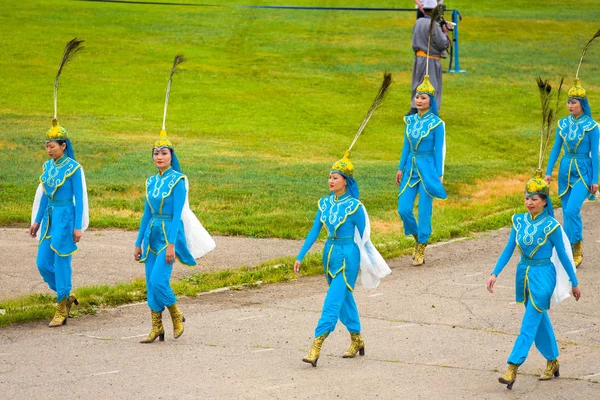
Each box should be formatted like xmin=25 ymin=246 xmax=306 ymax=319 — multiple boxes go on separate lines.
xmin=425 ymin=5 xmax=444 ymax=76
xmin=332 ymin=73 xmax=392 ymax=179
xmin=575 ymin=28 xmax=600 ymax=79
xmin=535 ymin=77 xmax=564 ymax=171
xmin=162 ymin=54 xmax=186 ymax=131
xmin=347 ymin=72 xmax=393 ymax=152
xmin=53 ymin=38 xmax=84 ymax=120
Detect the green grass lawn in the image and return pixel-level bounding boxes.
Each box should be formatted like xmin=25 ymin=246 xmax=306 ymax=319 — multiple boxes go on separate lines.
xmin=1 ymin=0 xmax=599 ymax=248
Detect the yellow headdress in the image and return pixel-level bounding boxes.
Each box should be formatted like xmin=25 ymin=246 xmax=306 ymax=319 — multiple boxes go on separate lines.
xmin=331 ymin=150 xmax=354 ymax=178
xmin=416 ymin=75 xmax=436 ymax=96
xmin=568 ymin=29 xmax=600 ymax=99
xmin=525 ymin=170 xmax=549 ymax=197
xmin=46 ymin=119 xmax=69 ymax=142
xmin=154 ymin=129 xmax=173 ymax=149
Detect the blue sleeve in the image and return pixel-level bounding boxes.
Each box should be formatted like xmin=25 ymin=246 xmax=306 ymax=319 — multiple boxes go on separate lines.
xmin=34 ymin=191 xmax=48 ymax=223
xmin=72 ymin=168 xmax=83 ymax=230
xmin=296 ymin=209 xmax=323 ymax=262
xmin=549 ymin=228 xmax=579 ymax=286
xmin=492 ymin=227 xmax=517 ymax=276
xmin=434 ymin=124 xmax=445 ymax=177
xmin=545 ymin=129 xmax=563 ymax=176
xmin=398 ymin=132 xmax=410 ymax=171
xmin=167 ymin=178 xmax=186 ymax=244
xmin=135 ymin=199 xmax=152 ymax=247
xmin=590 ymin=126 xmax=599 ymax=184
xmin=353 ymin=205 xmax=367 ymax=239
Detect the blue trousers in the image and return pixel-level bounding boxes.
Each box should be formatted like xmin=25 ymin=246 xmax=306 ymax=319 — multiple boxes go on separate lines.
xmin=398 ymin=182 xmax=434 ymax=244
xmin=561 ymin=180 xmax=589 ymax=244
xmin=36 ymin=239 xmax=72 ymax=302
xmin=144 ymin=251 xmax=177 ymax=312
xmin=314 ymin=272 xmax=361 ymax=337
xmin=507 ymin=299 xmax=559 ymax=365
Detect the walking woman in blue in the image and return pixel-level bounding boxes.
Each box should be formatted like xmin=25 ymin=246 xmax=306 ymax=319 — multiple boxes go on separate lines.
xmin=29 ymin=38 xmax=88 ymax=328
xmin=545 ymin=30 xmax=600 ymax=267
xmin=294 ymin=74 xmax=392 ymax=367
xmin=487 ymin=79 xmax=581 ymax=390
xmin=486 ymin=174 xmax=580 ymax=389
xmin=396 ymin=75 xmax=446 ymax=266
xmin=544 ymin=78 xmax=599 ymax=267
xmin=134 ymin=56 xmax=215 ymax=343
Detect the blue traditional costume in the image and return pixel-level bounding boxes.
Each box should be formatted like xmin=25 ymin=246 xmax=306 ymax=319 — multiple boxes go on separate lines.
xmin=297 ymin=74 xmax=392 ymax=367
xmin=136 ymin=56 xmax=215 ymax=343
xmin=397 ymin=75 xmax=446 ymax=266
xmin=545 ymin=78 xmax=599 ymax=267
xmin=493 ymin=174 xmax=578 ymax=389
xmin=492 ymin=78 xmax=583 ymax=390
xmin=30 ymin=38 xmax=88 ymax=328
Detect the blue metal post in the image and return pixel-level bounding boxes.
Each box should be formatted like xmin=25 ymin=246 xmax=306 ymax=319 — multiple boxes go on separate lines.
xmin=449 ymin=9 xmax=466 ymax=73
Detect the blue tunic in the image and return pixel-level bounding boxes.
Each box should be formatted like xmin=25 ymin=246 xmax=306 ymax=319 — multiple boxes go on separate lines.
xmin=492 ymin=211 xmax=578 ymax=312
xmin=398 ymin=111 xmax=446 ymax=199
xmin=297 ymin=192 xmax=366 ymax=291
xmin=135 ymin=167 xmax=196 ymax=266
xmin=546 ymin=114 xmax=599 ymax=198
xmin=35 ymin=155 xmax=84 ymax=256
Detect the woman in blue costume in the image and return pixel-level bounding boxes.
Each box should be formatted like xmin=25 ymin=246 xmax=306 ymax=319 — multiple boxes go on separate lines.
xmin=544 ymin=78 xmax=599 ymax=267
xmin=134 ymin=56 xmax=215 ymax=343
xmin=396 ymin=75 xmax=446 ymax=266
xmin=487 ymin=174 xmax=581 ymax=390
xmin=294 ymin=151 xmax=391 ymax=367
xmin=30 ymin=120 xmax=89 ymax=327
xmin=134 ymin=130 xmax=215 ymax=343
xmin=29 ymin=38 xmax=88 ymax=328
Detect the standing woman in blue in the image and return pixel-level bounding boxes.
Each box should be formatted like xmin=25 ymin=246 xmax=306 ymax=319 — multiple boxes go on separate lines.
xmin=294 ymin=74 xmax=392 ymax=367
xmin=545 ymin=30 xmax=600 ymax=267
xmin=29 ymin=38 xmax=89 ymax=328
xmin=134 ymin=56 xmax=215 ymax=343
xmin=396 ymin=74 xmax=446 ymax=266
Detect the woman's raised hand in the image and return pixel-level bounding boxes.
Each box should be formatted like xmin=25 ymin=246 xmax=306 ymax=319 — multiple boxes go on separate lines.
xmin=544 ymin=175 xmax=552 ymax=184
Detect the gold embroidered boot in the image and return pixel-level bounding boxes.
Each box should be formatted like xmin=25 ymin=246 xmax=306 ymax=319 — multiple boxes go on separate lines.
xmin=140 ymin=311 xmax=165 ymax=343
xmin=167 ymin=304 xmax=185 ymax=339
xmin=572 ymin=241 xmax=583 ymax=267
xmin=48 ymin=297 xmax=69 ymax=327
xmin=498 ymin=363 xmax=519 ymax=390
xmin=302 ymin=332 xmax=329 ymax=367
xmin=343 ymin=333 xmax=365 ymax=358
xmin=66 ymin=294 xmax=79 ymax=317
xmin=411 ymin=234 xmax=418 ymax=260
xmin=539 ymin=359 xmax=560 ymax=380
xmin=413 ymin=243 xmax=427 ymax=266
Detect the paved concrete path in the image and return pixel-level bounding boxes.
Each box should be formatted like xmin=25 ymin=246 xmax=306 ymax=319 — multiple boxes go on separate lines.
xmin=1 ymin=203 xmax=599 ymax=399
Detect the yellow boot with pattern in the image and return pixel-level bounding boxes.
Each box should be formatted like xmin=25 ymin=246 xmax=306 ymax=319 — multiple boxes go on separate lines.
xmin=539 ymin=359 xmax=560 ymax=381
xmin=167 ymin=304 xmax=186 ymax=339
xmin=413 ymin=243 xmax=427 ymax=266
xmin=140 ymin=311 xmax=165 ymax=343
xmin=343 ymin=333 xmax=365 ymax=358
xmin=48 ymin=297 xmax=69 ymax=327
xmin=498 ymin=363 xmax=519 ymax=390
xmin=572 ymin=241 xmax=583 ymax=267
xmin=302 ymin=332 xmax=329 ymax=367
